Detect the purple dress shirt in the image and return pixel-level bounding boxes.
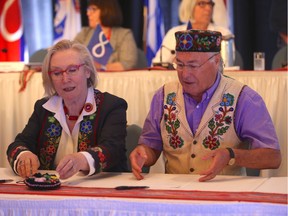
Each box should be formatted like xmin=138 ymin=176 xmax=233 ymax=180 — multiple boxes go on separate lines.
xmin=139 ymin=73 xmax=280 ymax=151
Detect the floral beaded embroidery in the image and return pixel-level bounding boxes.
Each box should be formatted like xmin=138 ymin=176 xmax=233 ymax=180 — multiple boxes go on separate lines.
xmin=78 ymin=114 xmax=96 ymax=151
xmin=202 ymin=93 xmax=235 ymax=150
xmin=77 ymin=91 xmax=107 ymax=172
xmin=194 ymin=34 xmax=221 ymax=52
xmin=38 ymin=90 xmax=103 ymax=170
xmin=164 ymin=92 xmax=184 ymax=149
xmin=90 ymin=146 xmax=107 ymax=171
xmin=176 ymin=31 xmax=221 ymax=52
xmin=178 ymin=33 xmax=193 ymax=50
xmin=40 ymin=117 xmax=62 ymax=169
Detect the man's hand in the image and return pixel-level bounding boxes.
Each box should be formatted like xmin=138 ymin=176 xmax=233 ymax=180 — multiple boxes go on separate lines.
xmin=129 ymin=145 xmax=148 ymax=180
xmin=198 ymin=148 xmax=231 ymax=182
xmin=56 ymin=153 xmax=89 ymax=179
xmin=17 ymin=151 xmax=40 ymax=178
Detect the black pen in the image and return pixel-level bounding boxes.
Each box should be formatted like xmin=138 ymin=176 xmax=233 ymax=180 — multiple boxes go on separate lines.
xmin=0 ymin=179 xmax=13 ymax=183
xmin=115 ymin=186 xmax=149 ymax=190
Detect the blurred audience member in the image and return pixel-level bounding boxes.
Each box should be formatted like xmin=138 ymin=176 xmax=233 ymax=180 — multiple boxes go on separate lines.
xmin=74 ymin=0 xmax=138 ymax=71
xmin=152 ymin=0 xmax=233 ymax=65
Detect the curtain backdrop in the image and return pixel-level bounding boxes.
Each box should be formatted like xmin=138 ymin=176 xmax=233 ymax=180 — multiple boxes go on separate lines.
xmin=233 ymin=0 xmax=280 ymax=70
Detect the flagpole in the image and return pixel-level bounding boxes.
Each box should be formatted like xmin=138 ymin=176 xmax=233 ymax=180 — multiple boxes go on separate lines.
xmin=227 ymin=0 xmax=234 ymax=34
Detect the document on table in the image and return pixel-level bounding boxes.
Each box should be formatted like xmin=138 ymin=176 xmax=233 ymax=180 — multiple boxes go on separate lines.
xmin=254 ymin=177 xmax=288 ymax=194
xmin=61 ymin=172 xmax=268 ymax=192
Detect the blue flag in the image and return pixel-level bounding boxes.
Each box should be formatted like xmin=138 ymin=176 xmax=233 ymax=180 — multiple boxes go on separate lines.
xmin=144 ymin=0 xmax=165 ymax=66
xmin=87 ymin=25 xmax=113 ymax=65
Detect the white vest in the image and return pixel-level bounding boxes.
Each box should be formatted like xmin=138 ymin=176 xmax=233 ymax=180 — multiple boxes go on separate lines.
xmin=160 ymin=75 xmax=246 ymax=175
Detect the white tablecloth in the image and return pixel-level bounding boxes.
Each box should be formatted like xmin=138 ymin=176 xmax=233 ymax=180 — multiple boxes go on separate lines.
xmin=0 ymin=193 xmax=285 ymax=216
xmin=0 ymin=168 xmax=287 ymax=216
xmin=0 ymin=70 xmax=287 ymax=177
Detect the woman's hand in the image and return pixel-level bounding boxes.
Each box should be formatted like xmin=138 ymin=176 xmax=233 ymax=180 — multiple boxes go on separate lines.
xmin=56 ymin=153 xmax=89 ymax=179
xmin=17 ymin=151 xmax=40 ymax=178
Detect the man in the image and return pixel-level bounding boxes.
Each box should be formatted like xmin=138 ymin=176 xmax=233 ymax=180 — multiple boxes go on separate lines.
xmin=130 ymin=30 xmax=281 ymax=182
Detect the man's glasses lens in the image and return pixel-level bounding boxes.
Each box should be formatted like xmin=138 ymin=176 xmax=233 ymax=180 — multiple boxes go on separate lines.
xmin=173 ymin=54 xmax=217 ymax=71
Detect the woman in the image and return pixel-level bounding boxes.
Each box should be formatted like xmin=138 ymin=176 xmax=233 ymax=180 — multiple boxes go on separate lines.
xmin=74 ymin=0 xmax=138 ymax=71
xmin=6 ymin=40 xmax=128 ymax=179
xmin=152 ymin=0 xmax=233 ymax=65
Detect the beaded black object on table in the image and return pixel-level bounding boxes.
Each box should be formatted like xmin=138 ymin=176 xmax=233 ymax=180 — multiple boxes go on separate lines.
xmin=24 ymin=173 xmax=61 ymax=190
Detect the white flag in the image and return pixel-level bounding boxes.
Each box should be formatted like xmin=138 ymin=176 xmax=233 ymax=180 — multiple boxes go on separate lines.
xmin=53 ymin=0 xmax=81 ymax=44
xmin=213 ymin=0 xmax=234 ymax=33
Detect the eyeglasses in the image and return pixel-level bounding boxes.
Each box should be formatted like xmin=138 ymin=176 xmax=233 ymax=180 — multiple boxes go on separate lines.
xmin=49 ymin=63 xmax=85 ymax=80
xmin=196 ymin=1 xmax=215 ymax=8
xmin=86 ymin=6 xmax=99 ymax=13
xmin=173 ymin=54 xmax=218 ymax=72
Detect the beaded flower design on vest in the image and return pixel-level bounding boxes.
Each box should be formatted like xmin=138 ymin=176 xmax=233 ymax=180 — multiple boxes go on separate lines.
xmin=203 ymin=93 xmax=234 ymax=150
xmin=164 ymin=92 xmax=184 ymax=149
xmin=39 ymin=114 xmax=99 ymax=170
xmin=38 ymin=90 xmax=106 ymax=170
xmin=164 ymin=92 xmax=235 ymax=150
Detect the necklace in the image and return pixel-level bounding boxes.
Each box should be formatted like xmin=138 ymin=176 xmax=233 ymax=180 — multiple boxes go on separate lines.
xmin=63 ymin=102 xmax=93 ymax=121
xmin=63 ymin=104 xmax=82 ymax=121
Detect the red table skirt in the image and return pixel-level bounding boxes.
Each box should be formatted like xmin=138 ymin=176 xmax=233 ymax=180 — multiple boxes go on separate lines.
xmin=0 ymin=184 xmax=287 ymax=204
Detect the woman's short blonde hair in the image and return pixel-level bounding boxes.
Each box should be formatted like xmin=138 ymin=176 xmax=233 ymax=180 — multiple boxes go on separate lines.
xmin=42 ymin=40 xmax=98 ymax=97
xmin=179 ymin=0 xmax=214 ymax=23
xmin=179 ymin=0 xmax=197 ymax=23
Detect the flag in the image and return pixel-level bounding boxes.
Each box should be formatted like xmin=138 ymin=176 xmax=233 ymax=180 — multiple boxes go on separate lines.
xmin=225 ymin=0 xmax=234 ymax=33
xmin=213 ymin=0 xmax=234 ymax=33
xmin=53 ymin=0 xmax=81 ymax=44
xmin=87 ymin=25 xmax=113 ymax=65
xmin=0 ymin=0 xmax=25 ymax=61
xmin=144 ymin=0 xmax=165 ymax=66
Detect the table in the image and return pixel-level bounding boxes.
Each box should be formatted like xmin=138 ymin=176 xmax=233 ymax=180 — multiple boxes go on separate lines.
xmin=0 ymin=168 xmax=287 ymax=216
xmin=0 ymin=70 xmax=287 ymax=178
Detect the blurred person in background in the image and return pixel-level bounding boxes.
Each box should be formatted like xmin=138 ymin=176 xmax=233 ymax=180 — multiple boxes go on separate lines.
xmin=74 ymin=0 xmax=138 ymax=71
xmin=152 ymin=0 xmax=233 ymax=65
